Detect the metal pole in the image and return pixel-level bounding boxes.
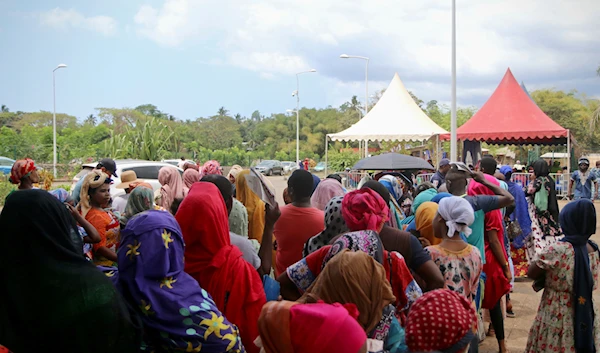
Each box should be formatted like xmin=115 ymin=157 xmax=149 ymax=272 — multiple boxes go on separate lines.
xmin=325 ymin=135 xmax=329 ymax=175
xmin=296 ymin=74 xmax=300 ymax=165
xmin=53 ymin=70 xmax=57 ymax=178
xmin=450 ymin=0 xmax=457 ymax=162
xmin=365 ymin=59 xmax=369 ymax=158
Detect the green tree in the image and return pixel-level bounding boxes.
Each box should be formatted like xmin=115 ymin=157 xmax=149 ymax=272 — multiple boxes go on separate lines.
xmin=127 ymin=117 xmax=174 ymax=161
xmin=1 ymin=105 xmax=8 ymax=112
xmin=218 ymin=107 xmax=229 ymax=117
xmin=197 ymin=115 xmax=242 ymax=150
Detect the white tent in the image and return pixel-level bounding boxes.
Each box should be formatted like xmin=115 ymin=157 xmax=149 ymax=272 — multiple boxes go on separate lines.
xmin=328 ymin=73 xmax=448 ymax=142
xmin=325 ymin=73 xmax=447 ymax=174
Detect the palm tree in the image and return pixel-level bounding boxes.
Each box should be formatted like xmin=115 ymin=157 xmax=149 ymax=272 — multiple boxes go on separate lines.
xmin=85 ymin=114 xmax=96 ymax=125
xmin=1 ymin=105 xmax=8 ymax=113
xmin=217 ymin=107 xmax=229 ymax=117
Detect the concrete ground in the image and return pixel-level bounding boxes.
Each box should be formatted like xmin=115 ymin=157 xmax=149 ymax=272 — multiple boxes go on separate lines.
xmin=266 ymin=176 xmax=600 ymax=353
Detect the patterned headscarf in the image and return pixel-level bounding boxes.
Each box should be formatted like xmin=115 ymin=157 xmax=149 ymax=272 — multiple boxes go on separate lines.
xmin=406 ymin=289 xmax=476 ymax=353
xmin=200 ymin=160 xmax=222 ymax=177
xmin=310 ymin=179 xmax=345 ymax=211
xmin=118 ymin=210 xmax=244 ymax=352
xmin=123 ymin=187 xmax=155 ymax=222
xmin=49 ymin=188 xmax=73 ymax=204
xmin=342 ymin=188 xmax=389 ymax=232
xmin=9 ymin=158 xmax=36 ymax=185
xmin=379 ymin=175 xmax=402 ymax=202
xmin=304 ymin=196 xmax=348 ymax=256
xmin=79 ymin=170 xmax=109 ymax=218
xmin=158 ymin=167 xmax=185 ymax=212
xmin=322 ymin=230 xmax=384 ymax=268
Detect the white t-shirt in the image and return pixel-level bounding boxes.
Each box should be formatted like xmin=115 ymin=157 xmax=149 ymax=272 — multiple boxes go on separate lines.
xmin=112 ymin=194 xmax=130 ymax=214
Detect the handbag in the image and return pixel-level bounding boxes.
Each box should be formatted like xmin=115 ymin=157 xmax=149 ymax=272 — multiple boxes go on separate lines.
xmin=506 ymin=220 xmax=522 ymax=240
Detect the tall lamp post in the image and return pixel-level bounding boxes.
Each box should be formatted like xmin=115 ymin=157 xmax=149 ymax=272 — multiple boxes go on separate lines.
xmin=53 ymin=64 xmax=67 ymax=178
xmin=450 ymin=0 xmax=457 ymax=162
xmin=340 ymin=54 xmax=369 ymax=157
xmin=293 ymin=69 xmax=317 ymax=165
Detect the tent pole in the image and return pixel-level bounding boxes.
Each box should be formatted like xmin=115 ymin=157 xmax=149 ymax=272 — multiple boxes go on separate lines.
xmin=567 ymin=130 xmax=571 ymax=174
xmin=325 ymin=135 xmax=329 ymax=175
xmin=450 ymin=0 xmax=457 ymax=162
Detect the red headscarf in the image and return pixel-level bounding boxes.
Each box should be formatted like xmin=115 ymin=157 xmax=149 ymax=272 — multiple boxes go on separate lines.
xmin=9 ymin=159 xmax=36 ymax=185
xmin=406 ymin=289 xmax=476 ymax=353
xmin=257 ymin=301 xmax=367 ymax=353
xmin=200 ymin=160 xmax=222 ymax=177
xmin=342 ymin=188 xmax=389 ymax=231
xmin=175 ymin=182 xmax=266 ymax=353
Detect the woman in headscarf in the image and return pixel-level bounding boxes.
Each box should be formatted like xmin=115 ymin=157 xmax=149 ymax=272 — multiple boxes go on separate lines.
xmin=414 ymin=202 xmax=441 ymax=247
xmin=176 ymin=182 xmax=266 ymax=353
xmin=236 ymin=170 xmax=266 ymax=243
xmin=182 ymin=168 xmax=200 ymax=192
xmin=405 ymin=289 xmax=477 ymax=353
xmin=526 ymin=159 xmax=562 ymax=265
xmin=9 ymin=158 xmax=39 ymax=190
xmin=525 ymin=199 xmax=600 ymax=352
xmin=299 ymin=251 xmax=406 ymax=353
xmin=120 ymin=184 xmax=160 ymax=227
xmin=80 ymin=169 xmax=120 ymax=266
xmin=257 ymin=301 xmax=368 ymax=353
xmin=400 ymin=187 xmax=437 ymax=228
xmin=378 ymin=175 xmax=405 ymax=228
xmin=303 ymin=196 xmax=348 ymax=256
xmin=425 ymin=197 xmax=481 ymax=303
xmin=499 ymin=165 xmax=532 ymax=278
xmin=310 ymin=178 xmax=345 ymax=211
xmin=468 ymin=174 xmax=511 ymax=353
xmin=118 ymin=210 xmax=244 ymax=352
xmin=158 ymin=166 xmax=185 ymax=213
xmin=0 ymin=190 xmax=141 ymax=352
xmin=280 ymin=189 xmax=422 ymax=323
xmin=200 ymin=160 xmax=223 ymax=178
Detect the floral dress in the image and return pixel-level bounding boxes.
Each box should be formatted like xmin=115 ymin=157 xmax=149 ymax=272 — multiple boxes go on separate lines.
xmin=525 ymin=242 xmax=600 ymax=352
xmin=526 ymin=177 xmax=563 ymax=262
xmin=425 ymin=244 xmax=482 ymax=302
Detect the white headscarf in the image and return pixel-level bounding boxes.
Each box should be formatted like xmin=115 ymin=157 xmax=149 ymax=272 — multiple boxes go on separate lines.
xmin=437 ymin=196 xmax=474 ymax=238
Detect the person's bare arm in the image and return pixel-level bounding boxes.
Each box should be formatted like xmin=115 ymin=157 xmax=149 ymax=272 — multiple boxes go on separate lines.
xmin=471 ymin=171 xmax=514 ymax=208
xmin=95 ymin=247 xmax=118 ymax=262
xmin=276 ymin=271 xmax=301 ymax=301
xmin=527 ymin=262 xmax=545 ymax=280
xmin=256 ymin=203 xmax=280 ymax=277
xmin=415 ymin=260 xmax=445 ymax=291
xmin=485 ymin=229 xmax=512 ymax=283
xmin=66 ymin=204 xmax=101 ymax=243
xmin=568 ymin=179 xmax=574 ymax=199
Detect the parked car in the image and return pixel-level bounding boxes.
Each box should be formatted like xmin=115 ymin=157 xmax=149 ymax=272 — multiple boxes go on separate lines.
xmin=71 ymin=159 xmax=183 ymax=198
xmin=281 ymin=161 xmax=299 ymax=175
xmin=161 ymin=159 xmax=181 ymax=167
xmin=254 ymin=160 xmax=283 ymax=176
xmin=313 ymin=161 xmax=327 ymax=172
xmin=0 ymin=157 xmax=15 ymax=175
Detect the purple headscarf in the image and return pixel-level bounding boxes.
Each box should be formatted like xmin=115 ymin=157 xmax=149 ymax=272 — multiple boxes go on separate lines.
xmin=118 ymin=210 xmax=244 ymax=352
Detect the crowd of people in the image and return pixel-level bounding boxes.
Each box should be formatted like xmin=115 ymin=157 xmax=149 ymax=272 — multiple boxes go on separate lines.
xmin=1 ymin=154 xmax=599 ymax=353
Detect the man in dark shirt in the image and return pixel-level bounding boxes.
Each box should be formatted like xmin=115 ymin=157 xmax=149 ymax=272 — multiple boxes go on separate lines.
xmin=431 ymin=158 xmax=451 ymax=189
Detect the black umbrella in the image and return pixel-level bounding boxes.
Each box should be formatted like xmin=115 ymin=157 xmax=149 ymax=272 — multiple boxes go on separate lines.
xmin=352 ymin=153 xmax=434 ymax=171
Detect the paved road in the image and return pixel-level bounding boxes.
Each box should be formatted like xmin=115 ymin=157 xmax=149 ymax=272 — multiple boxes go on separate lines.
xmin=265 ymin=176 xmax=600 ymax=353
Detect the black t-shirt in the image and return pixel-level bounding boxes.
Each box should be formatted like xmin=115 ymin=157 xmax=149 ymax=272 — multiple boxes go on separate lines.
xmin=379 ymin=226 xmax=432 ymax=271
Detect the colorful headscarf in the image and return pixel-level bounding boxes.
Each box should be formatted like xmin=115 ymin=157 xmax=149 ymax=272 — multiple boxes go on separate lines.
xmin=342 ymin=188 xmax=389 ymax=232
xmin=310 ymin=178 xmax=345 ymax=211
xmin=257 ymin=301 xmax=367 ymax=353
xmin=122 ymin=186 xmax=155 ymax=223
xmin=431 ymin=192 xmax=452 ymax=204
xmin=379 ymin=175 xmax=402 ymax=202
xmin=227 ymin=165 xmax=243 ymax=182
xmin=235 ymin=170 xmax=266 ymax=242
xmin=176 ymin=182 xmax=266 ymax=353
xmin=415 ymin=202 xmax=440 ymax=245
xmin=200 ymin=160 xmax=223 ymax=177
xmin=182 ymin=168 xmax=200 ymax=191
xmin=304 ymin=196 xmax=348 ymax=256
xmin=406 ymin=289 xmax=476 ymax=353
xmin=79 ymin=170 xmax=109 ymax=218
xmin=158 ymin=167 xmax=185 ymax=212
xmin=301 ymin=250 xmax=396 ymax=335
xmin=559 ymin=199 xmax=597 ymax=352
xmin=129 ymin=181 xmax=153 ymax=191
xmin=323 ymin=230 xmax=384 ymax=268
xmin=49 ymin=188 xmax=73 ymax=204
xmin=9 ymin=158 xmax=36 ymax=185
xmin=438 ymin=196 xmax=474 ymax=238
xmin=118 ymin=210 xmax=244 ymax=352
xmin=411 ymin=188 xmax=437 ymax=213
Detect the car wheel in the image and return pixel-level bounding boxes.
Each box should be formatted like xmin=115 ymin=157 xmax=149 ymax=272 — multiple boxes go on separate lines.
xmin=268 ymin=169 xmax=273 ymax=176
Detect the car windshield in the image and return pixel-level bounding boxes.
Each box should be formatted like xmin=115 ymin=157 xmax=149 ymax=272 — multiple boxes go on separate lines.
xmin=282 ymin=162 xmax=292 ymax=166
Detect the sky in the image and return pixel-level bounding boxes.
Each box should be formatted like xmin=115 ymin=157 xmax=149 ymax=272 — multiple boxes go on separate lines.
xmin=1 ymin=0 xmax=599 ymax=121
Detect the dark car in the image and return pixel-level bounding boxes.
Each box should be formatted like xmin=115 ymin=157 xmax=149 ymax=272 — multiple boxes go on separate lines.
xmin=255 ymin=160 xmax=283 ymax=176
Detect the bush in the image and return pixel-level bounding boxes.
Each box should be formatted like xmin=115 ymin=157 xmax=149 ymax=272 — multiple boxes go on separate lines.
xmin=0 ymin=181 xmax=17 ymax=206
xmin=328 ymin=150 xmax=361 ymax=172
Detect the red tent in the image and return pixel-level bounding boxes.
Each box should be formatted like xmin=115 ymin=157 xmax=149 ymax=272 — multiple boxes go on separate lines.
xmin=444 ymin=68 xmax=568 ymax=145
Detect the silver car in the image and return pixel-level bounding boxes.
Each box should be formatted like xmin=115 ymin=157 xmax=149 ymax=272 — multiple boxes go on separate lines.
xmin=281 ymin=161 xmax=299 ymax=175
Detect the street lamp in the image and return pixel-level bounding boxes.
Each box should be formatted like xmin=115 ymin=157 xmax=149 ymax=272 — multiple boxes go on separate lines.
xmin=340 ymin=54 xmax=369 ymax=157
xmin=53 ymin=63 xmax=67 ymax=178
xmin=293 ymin=69 xmax=317 ymax=165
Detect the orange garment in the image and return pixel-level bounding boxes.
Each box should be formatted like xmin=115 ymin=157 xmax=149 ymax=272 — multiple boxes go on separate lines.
xmin=236 ymin=170 xmax=266 ymax=243
xmin=416 ymin=202 xmax=442 ymax=246
xmin=85 ymin=208 xmax=120 ymax=266
xmin=274 ymin=204 xmax=324 ymax=276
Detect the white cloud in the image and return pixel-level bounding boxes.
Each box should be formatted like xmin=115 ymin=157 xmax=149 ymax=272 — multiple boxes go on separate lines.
xmin=131 ymin=0 xmax=600 ymax=103
xmin=40 ymin=8 xmax=117 ymax=36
